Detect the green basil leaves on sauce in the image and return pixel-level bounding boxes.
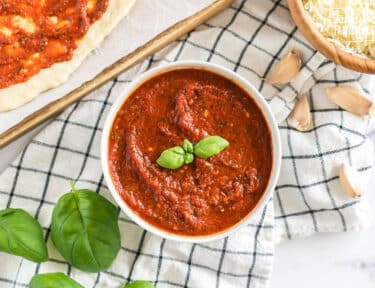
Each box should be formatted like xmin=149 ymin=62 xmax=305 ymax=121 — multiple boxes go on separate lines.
xmin=156 ymin=146 xmax=186 ymax=169
xmin=194 ymin=136 xmax=229 ymax=159
xmin=157 ymin=136 xmax=229 ymax=169
xmin=184 ymin=152 xmax=194 ymax=164
xmin=183 ymin=139 xmax=194 ymax=153
xmin=0 ymin=208 xmax=48 ymax=263
xmin=29 ymin=273 xmax=83 ymax=288
xmin=123 ymin=280 xmax=156 ymax=288
xmin=51 ymin=182 xmax=121 ymax=272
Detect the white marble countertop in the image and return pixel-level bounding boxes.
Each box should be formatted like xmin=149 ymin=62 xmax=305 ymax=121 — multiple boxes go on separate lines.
xmin=1 ymin=127 xmax=375 ymax=287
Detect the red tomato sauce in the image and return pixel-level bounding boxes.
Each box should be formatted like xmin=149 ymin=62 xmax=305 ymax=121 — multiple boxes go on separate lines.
xmin=0 ymin=0 xmax=108 ymax=88
xmin=108 ymin=69 xmax=273 ymax=236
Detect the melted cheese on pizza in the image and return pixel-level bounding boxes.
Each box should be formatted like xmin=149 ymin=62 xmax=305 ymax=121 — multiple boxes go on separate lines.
xmin=0 ymin=0 xmax=109 ymax=88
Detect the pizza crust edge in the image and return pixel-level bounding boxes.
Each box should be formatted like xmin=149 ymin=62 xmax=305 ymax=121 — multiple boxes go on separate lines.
xmin=0 ymin=0 xmax=137 ymax=112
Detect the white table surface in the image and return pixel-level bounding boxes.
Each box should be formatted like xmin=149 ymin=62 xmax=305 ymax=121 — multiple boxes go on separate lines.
xmin=1 ymin=127 xmax=375 ymax=287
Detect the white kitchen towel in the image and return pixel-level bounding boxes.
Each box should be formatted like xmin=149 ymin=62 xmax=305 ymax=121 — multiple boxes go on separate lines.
xmin=0 ymin=0 xmax=374 ymax=287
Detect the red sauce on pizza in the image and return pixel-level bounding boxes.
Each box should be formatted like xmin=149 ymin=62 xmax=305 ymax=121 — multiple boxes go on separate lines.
xmin=108 ymin=69 xmax=273 ymax=236
xmin=0 ymin=0 xmax=109 ymax=88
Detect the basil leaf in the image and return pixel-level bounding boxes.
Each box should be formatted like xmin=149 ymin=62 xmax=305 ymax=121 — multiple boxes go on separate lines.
xmin=51 ymin=183 xmax=121 ymax=272
xmin=124 ymin=280 xmax=156 ymax=288
xmin=184 ymin=152 xmax=194 ymax=164
xmin=0 ymin=208 xmax=48 ymax=263
xmin=30 ymin=273 xmax=83 ymax=288
xmin=194 ymin=136 xmax=229 ymax=158
xmin=182 ymin=139 xmax=194 ymax=153
xmin=157 ymin=146 xmax=185 ymax=169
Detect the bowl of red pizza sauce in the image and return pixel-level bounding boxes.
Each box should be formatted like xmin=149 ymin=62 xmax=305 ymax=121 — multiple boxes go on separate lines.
xmin=101 ymin=61 xmax=281 ymax=242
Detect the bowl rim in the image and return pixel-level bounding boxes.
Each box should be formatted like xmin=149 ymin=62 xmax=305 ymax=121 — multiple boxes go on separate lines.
xmin=287 ymin=0 xmax=375 ymax=74
xmin=101 ymin=61 xmax=282 ymax=243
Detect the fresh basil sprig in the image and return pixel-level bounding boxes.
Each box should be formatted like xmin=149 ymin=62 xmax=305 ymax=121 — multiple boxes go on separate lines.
xmin=157 ymin=136 xmax=228 ymax=169
xmin=0 ymin=208 xmax=48 ymax=263
xmin=51 ymin=182 xmax=121 ymax=272
xmin=123 ymin=280 xmax=156 ymax=288
xmin=29 ymin=273 xmax=83 ymax=288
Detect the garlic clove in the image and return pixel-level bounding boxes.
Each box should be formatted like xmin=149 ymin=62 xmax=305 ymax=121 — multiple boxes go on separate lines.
xmin=325 ymin=86 xmax=375 ymax=116
xmin=288 ymin=94 xmax=312 ymax=131
xmin=339 ymin=163 xmax=365 ymax=199
xmin=266 ymin=49 xmax=302 ymax=85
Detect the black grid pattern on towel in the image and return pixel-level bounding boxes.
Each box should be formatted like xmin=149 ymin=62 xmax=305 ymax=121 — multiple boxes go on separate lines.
xmin=0 ymin=0 xmax=373 ymax=287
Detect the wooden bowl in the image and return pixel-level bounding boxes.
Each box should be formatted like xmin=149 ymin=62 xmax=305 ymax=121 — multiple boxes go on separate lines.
xmin=287 ymin=0 xmax=375 ymax=74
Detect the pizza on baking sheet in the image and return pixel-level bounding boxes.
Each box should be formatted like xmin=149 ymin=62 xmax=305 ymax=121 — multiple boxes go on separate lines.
xmin=0 ymin=0 xmax=136 ymax=112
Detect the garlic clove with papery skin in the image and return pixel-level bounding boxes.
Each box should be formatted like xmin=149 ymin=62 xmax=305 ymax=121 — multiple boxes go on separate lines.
xmin=339 ymin=163 xmax=365 ymax=199
xmin=288 ymin=94 xmax=312 ymax=131
xmin=325 ymin=86 xmax=375 ymax=116
xmin=266 ymin=49 xmax=302 ymax=85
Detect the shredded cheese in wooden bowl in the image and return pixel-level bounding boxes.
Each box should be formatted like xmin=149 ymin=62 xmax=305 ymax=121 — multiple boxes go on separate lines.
xmin=302 ymin=0 xmax=375 ymax=59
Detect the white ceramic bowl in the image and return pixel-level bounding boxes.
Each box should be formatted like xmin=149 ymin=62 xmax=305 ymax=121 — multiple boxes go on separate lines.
xmin=101 ymin=61 xmax=281 ymax=243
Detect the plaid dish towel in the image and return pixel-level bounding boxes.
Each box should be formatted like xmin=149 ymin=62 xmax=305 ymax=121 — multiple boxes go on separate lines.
xmin=0 ymin=0 xmax=374 ymax=287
